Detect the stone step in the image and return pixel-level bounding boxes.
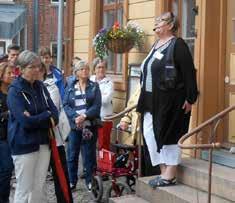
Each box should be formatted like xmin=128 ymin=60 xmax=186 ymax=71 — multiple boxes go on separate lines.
xmin=136 ymin=176 xmax=232 ymax=203
xmin=178 ymin=158 xmax=235 ymax=201
xmin=201 ymin=149 xmax=235 ymax=168
xmin=109 ymin=195 xmax=149 ymax=203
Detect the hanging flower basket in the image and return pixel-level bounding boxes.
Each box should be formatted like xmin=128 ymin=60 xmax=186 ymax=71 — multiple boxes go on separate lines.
xmin=106 ymin=38 xmax=135 ymax=53
xmin=93 ymin=21 xmax=145 ymax=59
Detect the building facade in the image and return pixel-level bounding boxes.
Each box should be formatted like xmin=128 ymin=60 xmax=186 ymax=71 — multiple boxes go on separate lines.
xmin=70 ymin=0 xmax=235 ymax=154
xmin=0 ymin=0 xmax=73 ymax=70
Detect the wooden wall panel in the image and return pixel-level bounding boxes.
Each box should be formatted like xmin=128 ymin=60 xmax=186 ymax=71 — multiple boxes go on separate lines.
xmin=75 ymin=0 xmax=90 ymax=13
xmin=127 ymin=18 xmax=155 ymax=36
xmin=73 ymin=0 xmax=91 ymax=61
xmin=74 ymin=12 xmax=90 ymax=26
xmin=74 ymin=39 xmax=89 ymax=53
xmin=74 ymin=26 xmax=90 ymax=40
xmin=129 ymin=1 xmax=155 ymax=19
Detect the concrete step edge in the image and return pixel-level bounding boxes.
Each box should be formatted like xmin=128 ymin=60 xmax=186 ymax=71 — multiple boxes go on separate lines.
xmin=178 ymin=158 xmax=235 ymax=201
xmin=137 ymin=176 xmax=232 ymax=203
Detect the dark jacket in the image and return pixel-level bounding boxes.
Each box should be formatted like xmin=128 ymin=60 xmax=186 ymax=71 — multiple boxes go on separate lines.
xmin=50 ymin=65 xmax=65 ymax=99
xmin=0 ymin=92 xmax=8 ymax=140
xmin=7 ymin=77 xmax=58 ymax=155
xmin=63 ymin=78 xmax=101 ymax=130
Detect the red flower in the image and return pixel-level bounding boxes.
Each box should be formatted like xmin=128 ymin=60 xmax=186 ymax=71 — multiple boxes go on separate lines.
xmin=112 ymin=21 xmax=120 ymax=31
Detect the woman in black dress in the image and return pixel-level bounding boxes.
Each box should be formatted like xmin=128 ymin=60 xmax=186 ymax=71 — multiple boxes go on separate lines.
xmin=137 ymin=12 xmax=198 ymax=187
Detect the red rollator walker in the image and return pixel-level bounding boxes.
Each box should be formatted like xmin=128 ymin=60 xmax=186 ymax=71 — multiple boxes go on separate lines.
xmin=91 ymin=117 xmax=139 ymax=203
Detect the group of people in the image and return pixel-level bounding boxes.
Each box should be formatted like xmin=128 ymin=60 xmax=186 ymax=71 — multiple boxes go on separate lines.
xmin=0 ymin=11 xmax=198 ymax=203
xmin=0 ymin=44 xmax=114 ymax=203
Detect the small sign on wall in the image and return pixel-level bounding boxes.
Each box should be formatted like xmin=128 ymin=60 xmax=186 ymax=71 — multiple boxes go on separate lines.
xmin=127 ymin=63 xmax=141 ymax=103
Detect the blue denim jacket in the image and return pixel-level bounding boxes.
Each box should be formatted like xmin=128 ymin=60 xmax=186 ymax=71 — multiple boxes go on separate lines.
xmin=63 ymin=78 xmax=101 ymax=130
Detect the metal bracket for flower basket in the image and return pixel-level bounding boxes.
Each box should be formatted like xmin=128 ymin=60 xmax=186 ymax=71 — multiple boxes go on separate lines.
xmin=106 ymin=38 xmax=135 ymax=54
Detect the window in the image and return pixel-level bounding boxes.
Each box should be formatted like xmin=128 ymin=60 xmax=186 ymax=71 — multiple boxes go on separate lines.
xmin=171 ymin=0 xmax=196 ymax=56
xmin=103 ymin=0 xmax=124 ymax=74
xmin=51 ymin=0 xmax=66 ymax=4
xmin=0 ymin=0 xmax=14 ymax=4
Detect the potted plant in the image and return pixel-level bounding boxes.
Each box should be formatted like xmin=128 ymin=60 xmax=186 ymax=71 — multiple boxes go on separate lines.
xmin=93 ymin=21 xmax=145 ymax=59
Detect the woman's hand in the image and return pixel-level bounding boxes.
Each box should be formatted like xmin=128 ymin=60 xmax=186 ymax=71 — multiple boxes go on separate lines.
xmin=182 ymin=100 xmax=192 ymax=114
xmin=23 ymin=111 xmax=31 ymax=117
xmin=75 ymin=114 xmax=86 ymax=128
xmin=119 ymin=121 xmax=129 ymax=131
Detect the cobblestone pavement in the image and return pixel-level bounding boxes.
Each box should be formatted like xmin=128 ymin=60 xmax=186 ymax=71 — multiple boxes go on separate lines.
xmin=10 ymin=176 xmax=102 ymax=203
xmin=10 ymin=175 xmax=133 ymax=203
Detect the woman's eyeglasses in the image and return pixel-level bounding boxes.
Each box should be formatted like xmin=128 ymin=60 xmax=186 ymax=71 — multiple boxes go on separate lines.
xmin=153 ymin=18 xmax=172 ymax=31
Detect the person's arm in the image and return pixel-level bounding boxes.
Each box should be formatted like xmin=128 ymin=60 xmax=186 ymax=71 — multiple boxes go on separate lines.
xmin=63 ymin=86 xmax=78 ymax=125
xmin=7 ymin=87 xmax=52 ymax=129
xmin=85 ymin=83 xmax=101 ymax=119
xmin=174 ymin=38 xmax=198 ymax=104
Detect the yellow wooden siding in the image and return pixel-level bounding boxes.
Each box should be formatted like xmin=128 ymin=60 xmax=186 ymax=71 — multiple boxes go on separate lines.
xmin=75 ymin=0 xmax=90 ymax=13
xmin=74 ymin=39 xmax=89 ymax=53
xmin=129 ymin=1 xmax=155 ymax=19
xmin=74 ymin=26 xmax=90 ymax=40
xmin=73 ymin=0 xmax=91 ymax=61
xmin=74 ymin=12 xmax=90 ymax=27
xmin=129 ymin=18 xmax=155 ymax=36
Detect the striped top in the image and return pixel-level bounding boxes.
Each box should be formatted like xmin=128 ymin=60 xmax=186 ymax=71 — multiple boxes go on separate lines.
xmin=141 ymin=39 xmax=173 ymax=92
xmin=74 ymin=83 xmax=86 ymax=115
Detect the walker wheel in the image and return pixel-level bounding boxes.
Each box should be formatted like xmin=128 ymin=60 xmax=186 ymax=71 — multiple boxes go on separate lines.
xmin=105 ymin=182 xmax=131 ymax=203
xmin=91 ymin=175 xmax=103 ymax=202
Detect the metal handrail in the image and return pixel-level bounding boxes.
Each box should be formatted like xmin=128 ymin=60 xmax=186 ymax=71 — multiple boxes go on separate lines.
xmin=103 ymin=104 xmax=137 ymax=121
xmin=178 ymin=105 xmax=235 ymax=203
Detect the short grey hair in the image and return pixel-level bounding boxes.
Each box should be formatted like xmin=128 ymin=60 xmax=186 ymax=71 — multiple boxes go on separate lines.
xmin=155 ymin=12 xmax=179 ymax=33
xmin=73 ymin=60 xmax=89 ymax=75
xmin=92 ymin=57 xmax=107 ymax=71
xmin=17 ymin=50 xmax=39 ymax=69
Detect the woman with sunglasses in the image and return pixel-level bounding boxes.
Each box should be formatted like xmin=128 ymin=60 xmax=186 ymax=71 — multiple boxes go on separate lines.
xmin=137 ymin=12 xmax=198 ymax=187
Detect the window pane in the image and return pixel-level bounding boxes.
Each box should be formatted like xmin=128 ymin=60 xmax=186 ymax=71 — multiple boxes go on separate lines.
xmin=103 ymin=10 xmax=116 ymax=28
xmin=181 ymin=0 xmax=196 ymax=56
xmin=182 ymin=0 xmax=196 ymax=38
xmin=104 ymin=0 xmax=124 ymax=4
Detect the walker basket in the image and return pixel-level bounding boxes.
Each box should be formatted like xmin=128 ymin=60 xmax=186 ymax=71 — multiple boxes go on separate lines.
xmin=107 ymin=38 xmax=135 ymax=53
xmin=97 ymin=149 xmax=116 ymax=173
